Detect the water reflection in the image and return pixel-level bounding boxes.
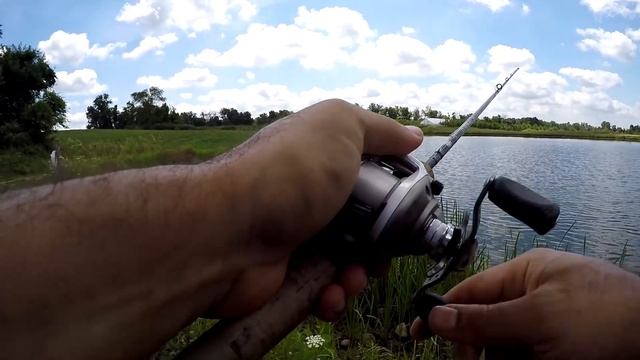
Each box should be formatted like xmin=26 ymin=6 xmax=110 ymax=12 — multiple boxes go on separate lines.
xmin=413 ymin=137 xmax=640 ymax=271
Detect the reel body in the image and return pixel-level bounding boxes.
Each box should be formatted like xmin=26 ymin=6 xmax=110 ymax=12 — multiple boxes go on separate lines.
xmin=328 ymin=154 xmax=560 ymax=320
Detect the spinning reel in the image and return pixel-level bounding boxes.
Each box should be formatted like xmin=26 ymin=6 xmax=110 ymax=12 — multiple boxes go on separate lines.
xmin=329 ymin=154 xmax=560 ymax=320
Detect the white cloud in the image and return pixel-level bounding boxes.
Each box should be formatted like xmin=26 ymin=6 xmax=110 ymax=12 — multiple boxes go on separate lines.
xmin=626 ymin=28 xmax=640 ymax=41
xmin=116 ymin=0 xmax=257 ymax=33
xmin=352 ymin=36 xmax=477 ymax=78
xmin=577 ymin=28 xmax=637 ymax=62
xmin=66 ymin=112 xmax=88 ymax=129
xmin=38 ymin=31 xmax=126 ymax=65
xmin=180 ymin=93 xmax=193 ymax=100
xmin=580 ymin=0 xmax=640 ymax=16
xmin=55 ymin=69 xmax=108 ymax=96
xmin=554 ymin=90 xmax=633 ymax=115
xmin=178 ymin=73 xmax=636 ymax=126
xmin=245 ymin=71 xmax=256 ymax=80
xmin=509 ymin=71 xmax=568 ymax=99
xmin=186 ymin=6 xmax=374 ymax=70
xmin=401 ymin=26 xmax=416 ymax=35
xmin=487 ymin=45 xmax=535 ymax=73
xmin=521 ymin=3 xmax=530 ymax=15
xmin=467 ymin=0 xmax=511 ymax=12
xmin=186 ymin=24 xmax=349 ymax=70
xmin=432 ymin=40 xmax=478 ymax=77
xmin=559 ymin=67 xmax=623 ymax=90
xmin=186 ymin=7 xmax=475 ymax=78
xmin=123 ymin=33 xmax=178 ymax=60
xmin=351 ymin=34 xmax=434 ymax=77
xmin=89 ymin=42 xmax=127 ymax=59
xmin=116 ymin=0 xmax=158 ymax=22
xmin=136 ymin=67 xmax=218 ymax=89
xmin=294 ymin=6 xmax=375 ymax=45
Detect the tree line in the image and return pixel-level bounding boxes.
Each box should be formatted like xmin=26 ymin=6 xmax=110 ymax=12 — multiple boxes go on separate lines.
xmin=3 ymin=22 xmax=640 ymax=153
xmin=390 ymin=106 xmax=640 ymax=134
xmin=86 ymin=88 xmax=293 ymax=130
xmin=437 ymin=114 xmax=640 ymax=134
xmin=0 ymin=25 xmax=67 ymax=150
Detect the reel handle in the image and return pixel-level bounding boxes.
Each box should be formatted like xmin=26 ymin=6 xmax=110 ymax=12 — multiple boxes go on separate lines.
xmin=488 ymin=177 xmax=560 ymax=235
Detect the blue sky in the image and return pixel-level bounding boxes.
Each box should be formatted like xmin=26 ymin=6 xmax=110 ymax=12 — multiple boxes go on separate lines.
xmin=2 ymin=0 xmax=639 ymax=128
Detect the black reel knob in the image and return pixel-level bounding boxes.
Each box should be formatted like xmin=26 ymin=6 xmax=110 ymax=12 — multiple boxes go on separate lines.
xmin=413 ymin=176 xmax=560 ymax=322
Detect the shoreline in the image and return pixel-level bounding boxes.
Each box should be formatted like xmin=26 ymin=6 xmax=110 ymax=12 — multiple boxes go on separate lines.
xmin=420 ymin=126 xmax=640 ymax=142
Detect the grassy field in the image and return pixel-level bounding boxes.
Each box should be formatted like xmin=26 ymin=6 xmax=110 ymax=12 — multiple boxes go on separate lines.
xmin=0 ymin=128 xmax=255 ymax=192
xmin=3 ymin=126 xmax=640 ymax=192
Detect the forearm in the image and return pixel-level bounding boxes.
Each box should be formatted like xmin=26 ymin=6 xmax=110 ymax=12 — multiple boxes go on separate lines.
xmin=0 ymin=161 xmax=256 ymax=358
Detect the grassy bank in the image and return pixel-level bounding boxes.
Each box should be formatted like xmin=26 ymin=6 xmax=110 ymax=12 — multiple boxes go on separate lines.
xmin=3 ymin=127 xmax=640 ymax=192
xmin=0 ymin=128 xmax=254 ymax=192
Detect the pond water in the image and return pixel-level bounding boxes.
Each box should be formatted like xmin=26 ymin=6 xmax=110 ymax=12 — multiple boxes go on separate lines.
xmin=412 ymin=137 xmax=640 ymax=272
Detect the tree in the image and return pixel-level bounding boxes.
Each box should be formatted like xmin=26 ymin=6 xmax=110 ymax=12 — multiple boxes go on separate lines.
xmin=256 ymin=110 xmax=292 ymax=126
xmin=86 ymin=94 xmax=118 ymax=129
xmin=201 ymin=112 xmax=221 ymax=126
xmin=368 ymin=103 xmax=383 ymax=114
xmin=120 ymin=87 xmax=170 ymax=128
xmin=0 ymin=45 xmax=66 ymax=148
xmin=411 ymin=108 xmax=421 ymax=123
xmin=600 ymin=121 xmax=611 ymax=130
xmin=220 ymin=108 xmax=253 ymax=125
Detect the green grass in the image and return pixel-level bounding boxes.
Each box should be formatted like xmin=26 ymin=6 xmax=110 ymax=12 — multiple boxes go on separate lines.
xmin=3 ymin=126 xmax=639 ymax=192
xmin=0 ymin=128 xmax=255 ymax=192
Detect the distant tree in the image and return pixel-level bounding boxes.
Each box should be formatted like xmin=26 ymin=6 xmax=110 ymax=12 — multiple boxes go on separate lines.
xmin=368 ymin=103 xmax=383 ymax=114
xmin=201 ymin=112 xmax=221 ymax=126
xmin=421 ymin=107 xmax=442 ymax=119
xmin=120 ymin=87 xmax=170 ymax=128
xmin=256 ymin=109 xmax=292 ymax=126
xmin=86 ymin=94 xmax=118 ymax=129
xmin=411 ymin=108 xmax=421 ymax=123
xmin=220 ymin=108 xmax=253 ymax=125
xmin=600 ymin=121 xmax=611 ymax=130
xmin=382 ymin=106 xmax=398 ymax=119
xmin=180 ymin=111 xmax=205 ymax=126
xmin=396 ymin=106 xmax=412 ymax=121
xmin=0 ymin=45 xmax=66 ymax=148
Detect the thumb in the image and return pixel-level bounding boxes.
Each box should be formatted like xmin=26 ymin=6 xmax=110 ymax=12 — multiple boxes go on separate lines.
xmin=428 ymin=298 xmax=537 ymax=346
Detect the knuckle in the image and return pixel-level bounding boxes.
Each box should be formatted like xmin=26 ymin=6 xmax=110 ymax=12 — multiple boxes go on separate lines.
xmin=323 ymin=98 xmax=351 ymax=109
xmin=525 ymin=247 xmax=555 ymax=258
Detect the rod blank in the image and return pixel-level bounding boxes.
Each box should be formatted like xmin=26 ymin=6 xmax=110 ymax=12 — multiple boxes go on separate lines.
xmin=425 ymin=68 xmax=520 ymax=170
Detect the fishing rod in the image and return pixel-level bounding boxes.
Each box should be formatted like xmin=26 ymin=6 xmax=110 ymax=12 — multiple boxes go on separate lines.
xmin=426 ymin=67 xmax=520 ymax=169
xmin=177 ymin=68 xmax=558 ymax=360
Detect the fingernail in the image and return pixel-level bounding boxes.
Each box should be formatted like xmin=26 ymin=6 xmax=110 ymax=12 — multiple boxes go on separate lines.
xmin=405 ymin=125 xmax=424 ymax=138
xmin=430 ymin=306 xmax=458 ymax=331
